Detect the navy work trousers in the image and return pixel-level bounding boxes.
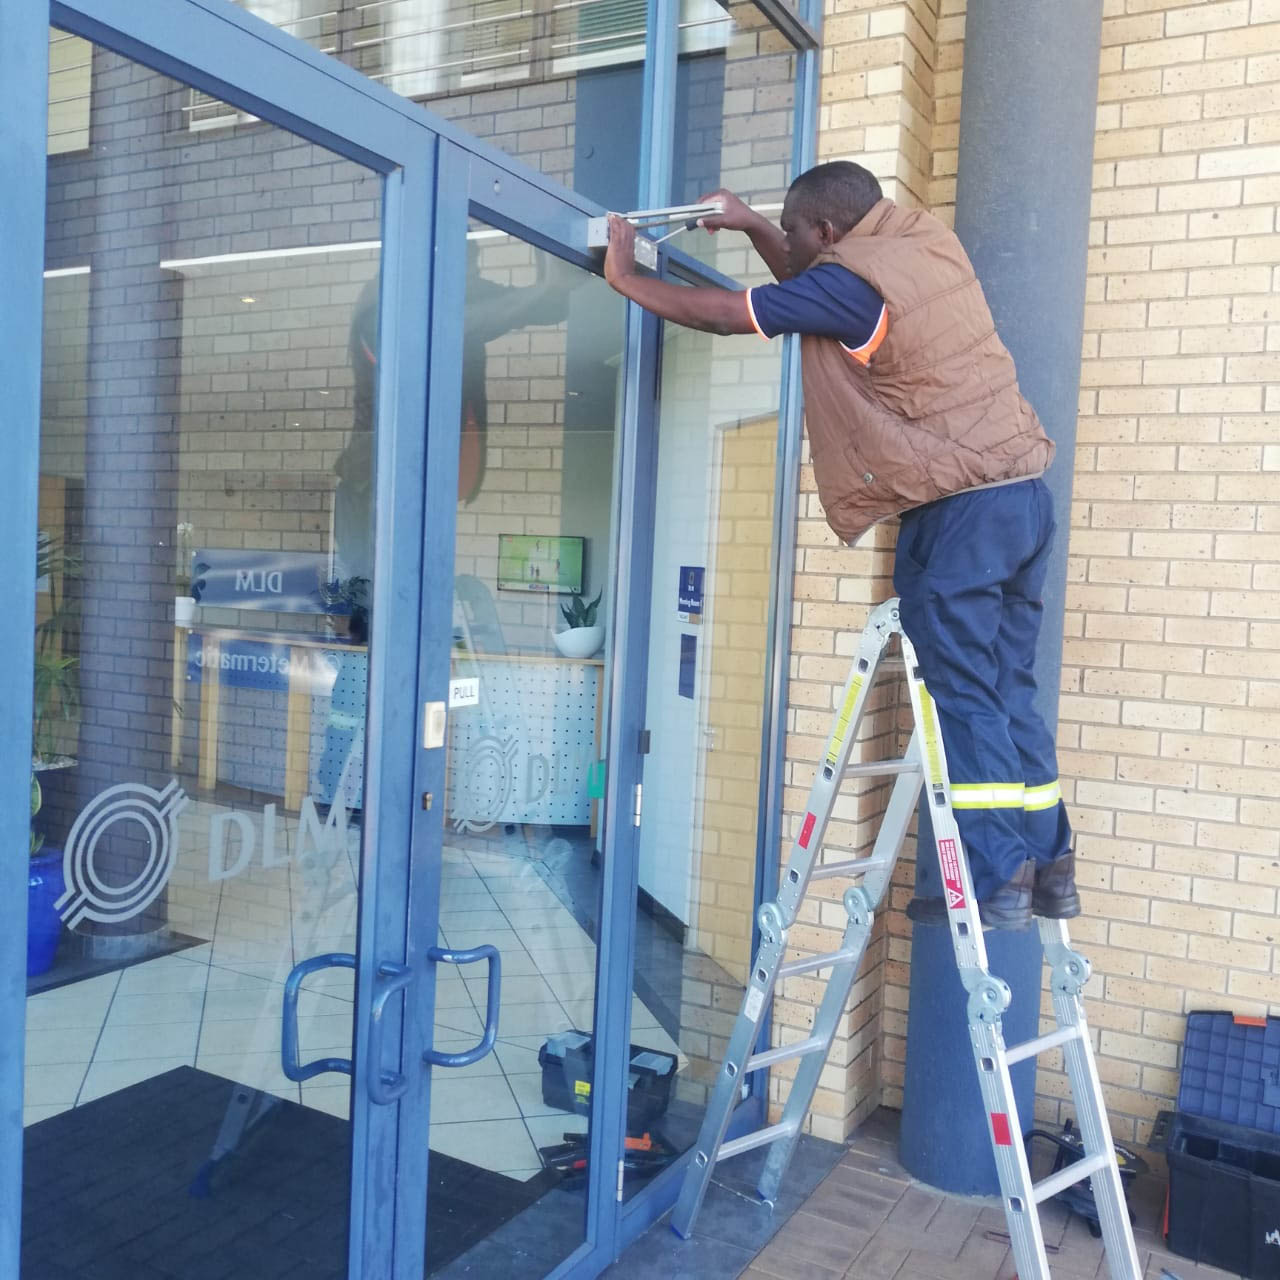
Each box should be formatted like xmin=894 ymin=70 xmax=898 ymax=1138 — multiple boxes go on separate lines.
xmin=893 ymin=478 xmax=1072 ymax=900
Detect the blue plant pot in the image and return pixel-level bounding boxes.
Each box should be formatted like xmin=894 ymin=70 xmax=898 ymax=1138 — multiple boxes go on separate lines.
xmin=27 ymin=847 xmax=65 ymax=978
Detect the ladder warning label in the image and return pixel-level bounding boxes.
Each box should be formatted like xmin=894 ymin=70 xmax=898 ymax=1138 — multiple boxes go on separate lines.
xmin=939 ymin=838 xmax=966 ymax=909
xmin=990 ymin=1112 xmax=1013 ymax=1146
xmin=798 ymin=812 xmax=816 ymax=849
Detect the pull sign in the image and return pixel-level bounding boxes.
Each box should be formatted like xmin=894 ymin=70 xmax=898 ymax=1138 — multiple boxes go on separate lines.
xmin=449 ymin=677 xmax=479 ymax=708
xmin=422 ymin=701 xmax=447 ymax=750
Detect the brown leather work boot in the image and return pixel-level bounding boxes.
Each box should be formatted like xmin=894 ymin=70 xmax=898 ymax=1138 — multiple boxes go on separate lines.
xmin=1031 ymin=849 xmax=1082 ymax=918
xmin=906 ymin=859 xmax=1034 ymax=931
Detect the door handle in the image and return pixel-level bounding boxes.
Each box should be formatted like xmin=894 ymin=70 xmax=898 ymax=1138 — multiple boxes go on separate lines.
xmin=368 ymin=961 xmax=415 ymax=1105
xmin=423 ymin=944 xmax=501 ymax=1068
xmin=281 ymin=952 xmax=356 ymax=1082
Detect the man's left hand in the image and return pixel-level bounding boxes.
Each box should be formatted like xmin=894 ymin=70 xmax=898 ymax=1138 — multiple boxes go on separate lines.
xmin=604 ymin=213 xmax=637 ymax=288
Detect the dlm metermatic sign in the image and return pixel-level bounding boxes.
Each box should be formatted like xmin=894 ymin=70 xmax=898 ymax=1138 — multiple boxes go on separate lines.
xmin=194 ymin=549 xmax=333 ymax=613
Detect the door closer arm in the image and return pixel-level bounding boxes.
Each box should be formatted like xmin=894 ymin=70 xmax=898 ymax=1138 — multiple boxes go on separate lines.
xmin=586 ymin=202 xmax=724 ymax=270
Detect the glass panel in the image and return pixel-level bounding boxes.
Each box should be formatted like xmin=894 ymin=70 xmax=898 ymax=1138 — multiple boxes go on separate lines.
xmin=428 ymin=223 xmax=624 ymax=1277
xmin=25 ymin=32 xmax=382 ymax=1279
xmin=624 ymin=320 xmax=782 ymax=1197
xmin=196 ymin=0 xmax=663 ymax=210
xmin=674 ymin=0 xmax=796 ymax=285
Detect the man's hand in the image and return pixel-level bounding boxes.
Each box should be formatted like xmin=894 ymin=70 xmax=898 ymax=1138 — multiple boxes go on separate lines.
xmin=603 ymin=213 xmax=637 ymax=288
xmin=696 ymin=188 xmax=756 ymax=233
xmin=696 ymin=187 xmax=790 ymax=281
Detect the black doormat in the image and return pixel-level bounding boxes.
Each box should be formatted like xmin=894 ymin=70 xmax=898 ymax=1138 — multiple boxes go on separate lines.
xmin=27 ymin=929 xmax=208 ymax=997
xmin=22 ymin=1066 xmax=559 ymax=1280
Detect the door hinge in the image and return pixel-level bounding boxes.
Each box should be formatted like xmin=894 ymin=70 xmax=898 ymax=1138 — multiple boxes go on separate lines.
xmin=616 ymin=1157 xmax=625 ymax=1201
xmin=632 ymin=782 xmax=642 ymax=827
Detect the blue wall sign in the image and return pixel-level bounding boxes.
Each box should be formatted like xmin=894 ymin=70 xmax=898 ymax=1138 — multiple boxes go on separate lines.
xmin=187 ymin=635 xmax=340 ymax=693
xmin=678 ymin=565 xmax=704 ymax=619
xmin=194 ymin=549 xmax=335 ymax=613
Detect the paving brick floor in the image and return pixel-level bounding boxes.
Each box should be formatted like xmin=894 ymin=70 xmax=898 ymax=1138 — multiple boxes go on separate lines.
xmin=610 ymin=1108 xmax=1239 ymax=1280
xmin=739 ymin=1110 xmax=1235 ymax=1280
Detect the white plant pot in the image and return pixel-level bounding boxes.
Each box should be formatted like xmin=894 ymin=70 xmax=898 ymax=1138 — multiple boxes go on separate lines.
xmin=174 ymin=595 xmax=197 ymax=627
xmin=553 ymin=625 xmax=604 ymax=659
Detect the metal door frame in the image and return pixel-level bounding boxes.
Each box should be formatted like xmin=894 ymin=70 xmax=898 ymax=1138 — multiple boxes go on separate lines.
xmin=2 ymin=2 xmax=435 ymax=1275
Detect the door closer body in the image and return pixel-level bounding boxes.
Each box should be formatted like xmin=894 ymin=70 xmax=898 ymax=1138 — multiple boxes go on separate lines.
xmin=586 ymin=202 xmax=724 ymax=270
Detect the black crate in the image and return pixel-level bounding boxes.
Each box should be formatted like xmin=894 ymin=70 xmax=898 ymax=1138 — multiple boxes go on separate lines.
xmin=538 ymin=1029 xmax=676 ymax=1134
xmin=1159 ymin=1011 xmax=1280 ymax=1280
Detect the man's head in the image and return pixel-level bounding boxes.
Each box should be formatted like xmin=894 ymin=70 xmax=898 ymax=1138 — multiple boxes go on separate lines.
xmin=780 ymin=162 xmax=883 ymax=275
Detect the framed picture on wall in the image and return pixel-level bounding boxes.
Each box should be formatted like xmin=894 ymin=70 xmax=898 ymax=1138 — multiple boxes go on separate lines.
xmin=496 ymin=533 xmax=584 ymax=594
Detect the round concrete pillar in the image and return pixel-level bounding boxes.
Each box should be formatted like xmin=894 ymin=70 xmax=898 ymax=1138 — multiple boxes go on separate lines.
xmin=899 ymin=0 xmax=1103 ymax=1193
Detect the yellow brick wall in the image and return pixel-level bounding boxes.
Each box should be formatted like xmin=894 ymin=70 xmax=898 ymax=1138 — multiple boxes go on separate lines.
xmin=787 ymin=0 xmax=1280 ymax=1145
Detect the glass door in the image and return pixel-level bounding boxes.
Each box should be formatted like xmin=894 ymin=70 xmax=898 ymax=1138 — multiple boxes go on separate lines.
xmin=408 ymin=144 xmax=632 ymax=1279
xmin=12 ymin=7 xmax=434 ymax=1278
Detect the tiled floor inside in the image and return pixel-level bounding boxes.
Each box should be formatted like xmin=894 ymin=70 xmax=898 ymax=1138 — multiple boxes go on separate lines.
xmin=24 ymin=799 xmax=683 ymax=1183
xmin=607 ymin=1108 xmax=1239 ymax=1280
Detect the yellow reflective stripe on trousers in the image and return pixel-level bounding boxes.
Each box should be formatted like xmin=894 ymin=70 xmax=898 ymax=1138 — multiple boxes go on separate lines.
xmin=1023 ymin=780 xmax=1062 ymax=811
xmin=950 ymin=783 xmax=1025 ymax=809
xmin=949 ymin=781 xmax=1063 ymax=811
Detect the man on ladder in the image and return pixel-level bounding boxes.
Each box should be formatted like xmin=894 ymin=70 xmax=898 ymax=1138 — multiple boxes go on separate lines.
xmin=603 ymin=164 xmax=1142 ymax=1280
xmin=603 ymin=160 xmax=1078 ymax=927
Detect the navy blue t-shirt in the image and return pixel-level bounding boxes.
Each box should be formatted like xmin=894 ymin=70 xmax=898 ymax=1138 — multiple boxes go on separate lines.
xmin=745 ymin=263 xmax=887 ymax=364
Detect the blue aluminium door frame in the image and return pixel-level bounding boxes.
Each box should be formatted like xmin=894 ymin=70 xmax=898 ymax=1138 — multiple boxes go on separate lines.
xmin=0 ymin=3 xmax=49 ymax=1273
xmin=3 ymin=2 xmax=436 ymax=1276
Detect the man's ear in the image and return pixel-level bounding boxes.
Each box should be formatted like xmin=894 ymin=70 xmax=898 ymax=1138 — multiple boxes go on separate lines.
xmin=817 ymin=218 xmax=838 ymax=247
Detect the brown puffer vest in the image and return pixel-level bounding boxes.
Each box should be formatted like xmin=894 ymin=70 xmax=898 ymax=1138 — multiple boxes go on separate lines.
xmin=799 ymin=198 xmax=1054 ymax=544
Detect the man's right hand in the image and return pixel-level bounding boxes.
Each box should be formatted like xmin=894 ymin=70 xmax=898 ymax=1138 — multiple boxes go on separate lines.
xmin=696 ymin=189 xmax=757 ymax=233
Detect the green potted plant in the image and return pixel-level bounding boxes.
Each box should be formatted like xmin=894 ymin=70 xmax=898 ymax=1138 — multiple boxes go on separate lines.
xmin=33 ymin=533 xmax=80 ymax=768
xmin=553 ymin=588 xmax=604 ymax=659
xmin=318 ymin=575 xmax=370 ymax=643
xmin=174 ymin=521 xmax=197 ymax=626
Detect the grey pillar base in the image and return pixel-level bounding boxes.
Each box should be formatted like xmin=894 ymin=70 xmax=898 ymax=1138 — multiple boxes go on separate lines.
xmin=899 ymin=919 xmax=1040 ymax=1195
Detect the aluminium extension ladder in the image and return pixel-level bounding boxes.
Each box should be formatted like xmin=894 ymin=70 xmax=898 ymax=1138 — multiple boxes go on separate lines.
xmin=670 ymin=598 xmax=1142 ymax=1280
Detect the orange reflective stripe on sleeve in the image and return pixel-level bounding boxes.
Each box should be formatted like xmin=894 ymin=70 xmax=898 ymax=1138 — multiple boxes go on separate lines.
xmin=843 ymin=302 xmax=888 ymax=366
xmin=744 ymin=289 xmax=770 ymax=341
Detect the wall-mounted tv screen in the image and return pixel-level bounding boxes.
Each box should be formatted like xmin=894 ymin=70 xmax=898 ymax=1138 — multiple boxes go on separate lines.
xmin=497 ymin=534 xmax=584 ymax=595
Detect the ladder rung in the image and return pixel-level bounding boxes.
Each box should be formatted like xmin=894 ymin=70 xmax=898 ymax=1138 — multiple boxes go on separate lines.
xmin=777 ymin=949 xmax=861 ymax=979
xmin=843 ymin=759 xmax=920 ymax=779
xmin=1033 ymin=1151 xmax=1111 ymax=1205
xmin=716 ymin=1120 xmax=800 ymax=1162
xmin=810 ymin=856 xmax=892 ymax=881
xmin=1004 ymin=1024 xmax=1084 ymax=1067
xmin=745 ymin=1035 xmax=825 ymax=1073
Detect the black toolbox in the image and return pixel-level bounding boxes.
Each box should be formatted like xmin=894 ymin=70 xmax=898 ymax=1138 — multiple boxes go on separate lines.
xmin=1155 ymin=1010 xmax=1280 ymax=1279
xmin=539 ymin=1029 xmax=677 ymax=1134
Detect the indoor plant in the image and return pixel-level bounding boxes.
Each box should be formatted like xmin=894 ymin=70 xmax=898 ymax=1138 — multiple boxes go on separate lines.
xmin=33 ymin=533 xmax=80 ymax=768
xmin=554 ymin=589 xmax=604 ymax=659
xmin=174 ymin=521 xmax=197 ymax=626
xmin=318 ymin=575 xmax=371 ymax=643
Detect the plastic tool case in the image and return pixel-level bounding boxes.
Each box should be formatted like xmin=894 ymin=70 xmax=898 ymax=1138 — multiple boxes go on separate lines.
xmin=539 ymin=1029 xmax=676 ymax=1134
xmin=1154 ymin=1010 xmax=1280 ymax=1279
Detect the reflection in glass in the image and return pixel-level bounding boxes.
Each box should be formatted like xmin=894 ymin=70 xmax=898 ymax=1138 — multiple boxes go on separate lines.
xmin=675 ymin=0 xmax=797 ymax=286
xmin=428 ymin=225 xmax=627 ymax=1277
xmin=25 ymin=32 xmax=380 ymax=1278
xmin=625 ymin=322 xmax=782 ymax=1197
